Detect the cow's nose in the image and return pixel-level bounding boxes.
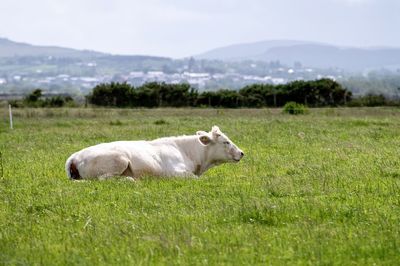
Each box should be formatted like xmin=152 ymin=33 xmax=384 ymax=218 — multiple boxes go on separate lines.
xmin=240 ymin=152 xmax=244 ymax=157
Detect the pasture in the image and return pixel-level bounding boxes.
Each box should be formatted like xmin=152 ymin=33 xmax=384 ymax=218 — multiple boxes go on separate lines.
xmin=0 ymin=107 xmax=399 ymax=265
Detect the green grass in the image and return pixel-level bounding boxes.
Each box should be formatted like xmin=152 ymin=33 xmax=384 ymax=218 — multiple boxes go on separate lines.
xmin=1 ymin=107 xmax=400 ymax=265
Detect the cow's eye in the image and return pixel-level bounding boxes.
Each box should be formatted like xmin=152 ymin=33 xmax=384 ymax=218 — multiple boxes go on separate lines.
xmin=223 ymin=141 xmax=230 ymax=145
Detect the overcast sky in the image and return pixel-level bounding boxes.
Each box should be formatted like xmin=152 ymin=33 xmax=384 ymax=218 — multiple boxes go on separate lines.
xmin=1 ymin=0 xmax=399 ymax=58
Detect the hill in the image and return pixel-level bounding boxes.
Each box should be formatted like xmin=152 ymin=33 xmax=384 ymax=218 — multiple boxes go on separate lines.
xmin=0 ymin=37 xmax=105 ymax=58
xmin=195 ymin=40 xmax=310 ymax=61
xmin=196 ymin=40 xmax=400 ymax=71
xmin=1 ymin=37 xmax=399 ymax=96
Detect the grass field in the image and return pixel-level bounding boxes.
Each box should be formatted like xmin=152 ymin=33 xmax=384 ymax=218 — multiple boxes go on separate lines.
xmin=1 ymin=107 xmax=400 ymax=265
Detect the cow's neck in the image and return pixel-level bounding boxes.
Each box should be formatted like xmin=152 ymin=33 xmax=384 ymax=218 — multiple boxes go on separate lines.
xmin=173 ymin=135 xmax=215 ymax=176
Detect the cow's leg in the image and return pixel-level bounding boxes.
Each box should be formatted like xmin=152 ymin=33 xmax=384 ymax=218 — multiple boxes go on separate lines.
xmin=173 ymin=170 xmax=199 ymax=179
xmin=79 ymin=153 xmax=131 ymax=179
xmin=98 ymin=160 xmax=136 ymax=182
xmin=121 ymin=161 xmax=134 ymax=177
xmin=121 ymin=161 xmax=136 ymax=181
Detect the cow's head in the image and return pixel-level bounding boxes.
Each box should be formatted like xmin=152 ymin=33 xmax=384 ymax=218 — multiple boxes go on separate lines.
xmin=197 ymin=126 xmax=244 ymax=163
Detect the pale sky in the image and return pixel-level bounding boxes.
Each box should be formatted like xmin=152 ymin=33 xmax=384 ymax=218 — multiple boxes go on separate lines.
xmin=1 ymin=0 xmax=399 ymax=58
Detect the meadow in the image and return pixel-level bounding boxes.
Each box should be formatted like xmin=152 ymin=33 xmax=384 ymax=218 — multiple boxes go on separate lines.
xmin=0 ymin=107 xmax=399 ymax=265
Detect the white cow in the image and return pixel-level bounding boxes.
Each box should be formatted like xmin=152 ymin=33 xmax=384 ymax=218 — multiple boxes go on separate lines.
xmin=65 ymin=126 xmax=244 ymax=180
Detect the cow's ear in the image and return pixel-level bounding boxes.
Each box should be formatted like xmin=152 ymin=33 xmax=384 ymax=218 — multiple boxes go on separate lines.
xmin=198 ymin=135 xmax=212 ymax=146
xmin=211 ymin=125 xmax=221 ymax=138
xmin=196 ymin=130 xmax=208 ymax=135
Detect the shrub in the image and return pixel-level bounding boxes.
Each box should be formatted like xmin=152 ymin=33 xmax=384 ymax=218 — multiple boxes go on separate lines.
xmin=154 ymin=119 xmax=168 ymax=125
xmin=282 ymin=102 xmax=307 ymax=115
xmin=109 ymin=120 xmax=123 ymax=126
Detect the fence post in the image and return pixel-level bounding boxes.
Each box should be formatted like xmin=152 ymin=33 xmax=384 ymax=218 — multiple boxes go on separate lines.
xmin=9 ymin=104 xmax=13 ymax=130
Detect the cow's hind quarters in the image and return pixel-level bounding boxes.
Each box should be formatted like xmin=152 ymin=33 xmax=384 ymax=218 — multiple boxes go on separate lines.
xmin=69 ymin=162 xmax=81 ymax=180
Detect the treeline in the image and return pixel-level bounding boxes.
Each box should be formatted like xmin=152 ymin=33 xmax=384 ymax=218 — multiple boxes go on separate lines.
xmin=9 ymin=89 xmax=75 ymax=107
xmin=9 ymin=80 xmax=399 ymax=108
xmin=88 ymin=79 xmax=352 ymax=108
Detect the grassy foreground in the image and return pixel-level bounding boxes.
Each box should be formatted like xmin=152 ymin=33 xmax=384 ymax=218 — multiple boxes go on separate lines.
xmin=0 ymin=107 xmax=399 ymax=265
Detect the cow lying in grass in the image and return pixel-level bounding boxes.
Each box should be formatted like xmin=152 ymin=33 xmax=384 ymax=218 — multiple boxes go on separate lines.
xmin=65 ymin=126 xmax=244 ymax=180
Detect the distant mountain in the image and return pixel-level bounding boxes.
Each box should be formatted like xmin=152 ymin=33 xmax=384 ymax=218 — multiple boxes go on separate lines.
xmin=0 ymin=37 xmax=105 ymax=58
xmin=0 ymin=37 xmax=172 ymax=64
xmin=196 ymin=40 xmax=400 ymax=71
xmin=195 ymin=40 xmax=311 ymax=61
